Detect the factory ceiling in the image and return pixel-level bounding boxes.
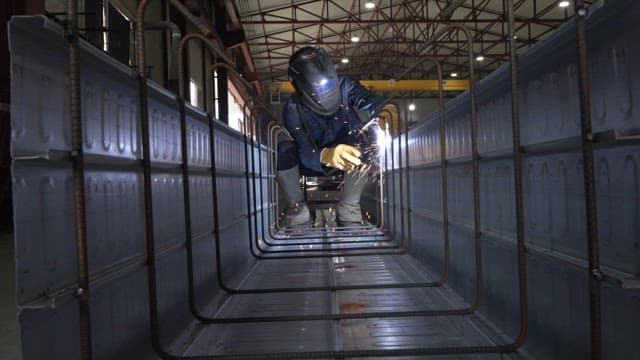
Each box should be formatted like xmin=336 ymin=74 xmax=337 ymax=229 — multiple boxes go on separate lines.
xmin=225 ymin=0 xmax=593 ymax=98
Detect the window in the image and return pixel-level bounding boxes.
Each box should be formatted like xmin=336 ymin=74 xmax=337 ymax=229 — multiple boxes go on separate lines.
xmin=213 ymin=70 xmax=219 ymax=119
xmin=227 ymin=79 xmax=249 ymax=134
xmin=227 ymin=89 xmax=244 ymax=133
xmin=189 ymin=78 xmax=202 ymax=108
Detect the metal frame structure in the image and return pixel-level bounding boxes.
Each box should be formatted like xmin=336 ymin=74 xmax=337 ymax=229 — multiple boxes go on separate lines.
xmin=127 ymin=1 xmax=527 ymax=358
xmin=233 ymin=0 xmax=595 ymax=97
xmin=129 ymin=1 xmax=492 ymax=358
xmin=12 ymin=0 xmax=637 ymax=359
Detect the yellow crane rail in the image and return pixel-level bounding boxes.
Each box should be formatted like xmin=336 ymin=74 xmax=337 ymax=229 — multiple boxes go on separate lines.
xmin=270 ymin=79 xmax=469 ymax=93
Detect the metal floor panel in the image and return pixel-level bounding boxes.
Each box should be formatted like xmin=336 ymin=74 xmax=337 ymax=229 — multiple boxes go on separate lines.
xmin=337 ymin=288 xmax=453 ymax=313
xmin=235 ymin=254 xmax=440 ymax=290
xmin=238 ymin=257 xmax=332 ymax=289
xmin=341 ymin=316 xmax=492 ymax=350
xmin=180 ymin=249 xmax=506 ymax=357
xmin=214 ymin=292 xmax=333 ymax=318
xmin=332 ymin=255 xmax=439 ymax=286
xmin=184 ymin=321 xmax=336 ymax=356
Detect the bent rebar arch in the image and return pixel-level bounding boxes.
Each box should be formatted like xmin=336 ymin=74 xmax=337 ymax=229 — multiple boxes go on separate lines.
xmin=45 ymin=0 xmax=615 ymax=357
xmin=259 ymin=123 xmax=393 ymax=243
xmin=127 ymin=0 xmax=554 ymax=358
xmin=186 ymin=15 xmax=524 ymax=353
xmin=247 ymin=103 xmax=396 ymax=249
xmin=173 ymin=52 xmax=449 ymax=326
xmin=133 ymin=7 xmax=507 ymax=360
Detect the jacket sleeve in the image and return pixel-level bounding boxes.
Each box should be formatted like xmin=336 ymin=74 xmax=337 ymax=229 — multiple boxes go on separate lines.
xmin=344 ymin=76 xmax=386 ymax=115
xmin=282 ymin=99 xmax=326 ymax=174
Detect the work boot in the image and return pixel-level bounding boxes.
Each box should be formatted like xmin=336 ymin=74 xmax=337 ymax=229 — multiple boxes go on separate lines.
xmin=276 ymin=166 xmax=310 ymax=227
xmin=336 ymin=169 xmax=370 ymax=227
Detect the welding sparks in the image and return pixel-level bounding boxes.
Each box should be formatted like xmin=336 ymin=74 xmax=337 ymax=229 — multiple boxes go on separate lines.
xmin=333 ymin=117 xmax=389 ymax=194
xmin=349 ymin=117 xmax=390 ymax=183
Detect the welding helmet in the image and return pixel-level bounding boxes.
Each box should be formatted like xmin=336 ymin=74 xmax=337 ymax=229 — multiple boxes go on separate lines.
xmin=288 ymin=47 xmax=341 ymax=115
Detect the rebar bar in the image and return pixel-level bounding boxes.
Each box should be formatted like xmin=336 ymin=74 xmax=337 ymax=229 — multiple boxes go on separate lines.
xmin=573 ymin=0 xmax=603 ymax=358
xmin=67 ymin=0 xmax=93 ymax=358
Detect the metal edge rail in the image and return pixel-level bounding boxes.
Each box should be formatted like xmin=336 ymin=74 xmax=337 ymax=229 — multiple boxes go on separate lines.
xmin=251 ymin=105 xmax=393 ymax=247
xmin=132 ymin=2 xmax=529 ymax=359
xmin=250 ymin=110 xmax=395 ymax=250
xmin=255 ymin=119 xmax=390 ymax=243
xmin=574 ymin=1 xmax=603 ymax=358
xmin=66 ymin=0 xmax=93 ymax=358
xmin=239 ymin=89 xmax=404 ymax=252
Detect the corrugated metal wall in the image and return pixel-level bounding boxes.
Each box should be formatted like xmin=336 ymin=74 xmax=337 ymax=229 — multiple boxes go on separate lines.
xmin=388 ymin=1 xmax=640 ymax=359
xmin=10 ymin=16 xmax=259 ymax=359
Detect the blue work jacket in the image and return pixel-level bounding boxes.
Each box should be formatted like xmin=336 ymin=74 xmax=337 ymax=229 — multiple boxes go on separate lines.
xmin=282 ymin=76 xmax=385 ymax=174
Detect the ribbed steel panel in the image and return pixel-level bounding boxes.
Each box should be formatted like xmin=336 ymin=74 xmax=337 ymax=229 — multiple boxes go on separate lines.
xmin=10 ymin=16 xmax=256 ymax=360
xmin=394 ymin=1 xmax=640 ymax=359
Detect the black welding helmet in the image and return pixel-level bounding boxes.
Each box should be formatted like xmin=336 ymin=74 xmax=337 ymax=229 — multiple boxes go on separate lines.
xmin=288 ymin=47 xmax=341 ymax=116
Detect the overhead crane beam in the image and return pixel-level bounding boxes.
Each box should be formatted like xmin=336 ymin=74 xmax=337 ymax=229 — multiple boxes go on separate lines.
xmin=271 ymin=79 xmax=469 ymax=93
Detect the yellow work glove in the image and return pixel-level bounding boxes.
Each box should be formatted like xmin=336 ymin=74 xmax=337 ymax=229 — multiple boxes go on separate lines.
xmin=376 ymin=103 xmax=401 ymax=137
xmin=320 ymin=144 xmax=362 ymax=171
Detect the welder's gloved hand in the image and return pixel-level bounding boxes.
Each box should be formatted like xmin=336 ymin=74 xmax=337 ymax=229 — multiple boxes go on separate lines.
xmin=376 ymin=103 xmax=401 ymax=137
xmin=320 ymin=144 xmax=362 ymax=171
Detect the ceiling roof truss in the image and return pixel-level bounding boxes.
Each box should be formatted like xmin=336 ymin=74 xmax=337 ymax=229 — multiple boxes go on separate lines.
xmin=232 ymin=0 xmax=593 ymax=97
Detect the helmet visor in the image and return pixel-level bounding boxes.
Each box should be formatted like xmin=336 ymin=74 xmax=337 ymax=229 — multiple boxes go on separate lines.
xmin=289 ymin=48 xmax=341 ymax=115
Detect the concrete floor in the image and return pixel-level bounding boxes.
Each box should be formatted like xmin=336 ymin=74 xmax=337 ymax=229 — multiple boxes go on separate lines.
xmin=0 ymin=233 xmax=21 ymax=360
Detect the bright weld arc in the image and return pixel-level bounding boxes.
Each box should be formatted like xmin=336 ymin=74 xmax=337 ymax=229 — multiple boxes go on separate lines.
xmin=351 ymin=117 xmax=390 ymax=183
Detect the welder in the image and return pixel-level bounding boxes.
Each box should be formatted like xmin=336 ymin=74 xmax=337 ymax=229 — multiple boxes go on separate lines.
xmin=277 ymin=46 xmax=399 ymax=228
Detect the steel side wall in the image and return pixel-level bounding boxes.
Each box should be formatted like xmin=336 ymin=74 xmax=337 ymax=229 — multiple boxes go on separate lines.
xmin=388 ymin=1 xmax=640 ymax=359
xmin=10 ymin=16 xmax=257 ymax=359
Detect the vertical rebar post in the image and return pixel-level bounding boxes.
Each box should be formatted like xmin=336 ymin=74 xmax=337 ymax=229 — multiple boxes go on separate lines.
xmin=206 ymin=83 xmax=228 ymax=293
xmin=433 ymin=59 xmax=450 ymax=284
xmin=397 ymin=25 xmax=483 ymax=311
xmin=134 ymin=1 xmax=166 ymax=356
xmin=246 ymin=102 xmax=262 ymax=249
xmin=242 ymin=101 xmax=284 ymax=247
xmin=176 ymin=38 xmax=238 ymax=310
xmin=267 ymin=117 xmax=283 ymax=238
xmin=389 ymin=128 xmax=398 ymax=236
xmin=573 ymin=1 xmax=603 ymax=358
xmin=505 ymin=0 xmax=529 ymax=349
xmin=177 ymin=33 xmax=203 ymax=322
xmin=466 ymin=27 xmax=483 ymax=314
xmin=241 ymin=100 xmax=257 ymax=253
xmin=397 ymin=109 xmax=406 ymax=246
xmin=67 ymin=0 xmax=93 ymax=358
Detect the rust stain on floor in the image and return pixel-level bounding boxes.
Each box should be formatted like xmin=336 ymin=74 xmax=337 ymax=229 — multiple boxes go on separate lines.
xmin=340 ymin=302 xmax=368 ymax=312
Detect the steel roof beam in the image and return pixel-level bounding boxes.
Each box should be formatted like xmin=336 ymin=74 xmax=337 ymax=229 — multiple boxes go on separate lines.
xmin=241 ymin=18 xmax=565 ymax=25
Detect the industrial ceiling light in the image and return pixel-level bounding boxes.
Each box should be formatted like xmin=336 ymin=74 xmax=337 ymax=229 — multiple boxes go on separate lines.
xmin=408 ymin=103 xmax=416 ymax=111
xmin=558 ymin=1 xmax=570 ymax=7
xmin=341 ymin=58 xmax=349 ymax=64
xmin=351 ymin=35 xmax=360 ymax=42
xmin=365 ymin=1 xmax=376 ymax=9
xmin=451 ymin=72 xmax=459 ymax=77
xmin=476 ymin=55 xmax=485 ymax=61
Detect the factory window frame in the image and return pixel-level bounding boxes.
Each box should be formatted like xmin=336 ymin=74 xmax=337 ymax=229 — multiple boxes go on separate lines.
xmin=189 ymin=78 xmax=202 ymax=109
xmin=227 ymin=80 xmax=248 ymax=134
